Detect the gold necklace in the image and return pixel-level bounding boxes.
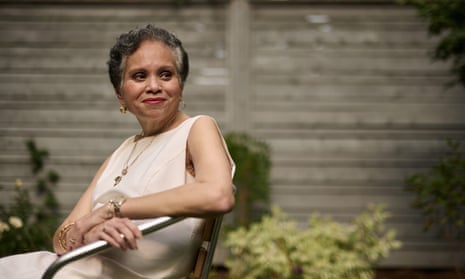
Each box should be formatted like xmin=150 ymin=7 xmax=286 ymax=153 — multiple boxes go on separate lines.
xmin=113 ymin=135 xmax=155 ymax=187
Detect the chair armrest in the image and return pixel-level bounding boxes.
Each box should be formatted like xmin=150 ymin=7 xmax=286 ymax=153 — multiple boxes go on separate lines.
xmin=41 ymin=216 xmax=185 ymax=279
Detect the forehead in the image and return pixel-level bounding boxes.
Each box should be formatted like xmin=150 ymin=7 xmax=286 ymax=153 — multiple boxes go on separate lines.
xmin=125 ymin=40 xmax=176 ymax=69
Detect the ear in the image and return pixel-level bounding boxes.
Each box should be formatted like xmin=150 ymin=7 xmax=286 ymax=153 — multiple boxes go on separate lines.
xmin=115 ymin=91 xmax=123 ymax=100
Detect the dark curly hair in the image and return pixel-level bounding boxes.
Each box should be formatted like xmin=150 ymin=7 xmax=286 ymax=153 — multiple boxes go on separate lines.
xmin=108 ymin=24 xmax=189 ymax=90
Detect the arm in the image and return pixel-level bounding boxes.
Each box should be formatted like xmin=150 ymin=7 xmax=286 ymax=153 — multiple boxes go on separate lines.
xmin=53 ymin=158 xmax=141 ymax=255
xmin=54 ymin=116 xmax=233 ymax=254
xmin=118 ymin=116 xmax=235 ymax=219
xmin=52 ymin=158 xmax=108 ymax=255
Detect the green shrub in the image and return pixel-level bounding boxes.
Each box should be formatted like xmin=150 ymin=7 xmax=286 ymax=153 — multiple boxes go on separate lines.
xmin=224 ymin=204 xmax=401 ymax=279
xmin=398 ymin=0 xmax=465 ymax=87
xmin=225 ymin=132 xmax=271 ymax=226
xmin=0 ymin=140 xmax=60 ymax=256
xmin=405 ymin=140 xmax=465 ymax=241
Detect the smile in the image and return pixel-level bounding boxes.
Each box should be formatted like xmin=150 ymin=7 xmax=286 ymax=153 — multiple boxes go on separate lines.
xmin=143 ymin=98 xmax=165 ymax=105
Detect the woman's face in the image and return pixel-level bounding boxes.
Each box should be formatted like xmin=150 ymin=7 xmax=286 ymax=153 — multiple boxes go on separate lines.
xmin=118 ymin=40 xmax=182 ymax=124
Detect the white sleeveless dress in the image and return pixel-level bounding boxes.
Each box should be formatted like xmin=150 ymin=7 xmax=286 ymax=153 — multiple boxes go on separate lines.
xmin=0 ymin=115 xmax=235 ymax=279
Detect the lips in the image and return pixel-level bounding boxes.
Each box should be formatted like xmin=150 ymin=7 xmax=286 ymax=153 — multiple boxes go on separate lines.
xmin=143 ymin=97 xmax=165 ymax=105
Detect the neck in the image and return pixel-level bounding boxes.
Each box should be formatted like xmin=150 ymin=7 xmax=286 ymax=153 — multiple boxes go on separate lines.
xmin=138 ymin=111 xmax=188 ymax=138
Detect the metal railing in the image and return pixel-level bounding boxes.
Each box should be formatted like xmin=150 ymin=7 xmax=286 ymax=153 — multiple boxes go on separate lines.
xmin=41 ymin=216 xmax=186 ymax=279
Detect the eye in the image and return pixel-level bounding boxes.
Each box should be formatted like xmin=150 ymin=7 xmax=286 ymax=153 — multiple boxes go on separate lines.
xmin=132 ymin=72 xmax=146 ymax=81
xmin=160 ymin=71 xmax=173 ymax=81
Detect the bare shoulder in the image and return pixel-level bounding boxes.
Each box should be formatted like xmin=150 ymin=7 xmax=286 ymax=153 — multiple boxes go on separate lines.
xmin=190 ymin=115 xmax=220 ymax=134
xmin=194 ymin=115 xmax=218 ymax=126
xmin=188 ymin=115 xmax=224 ymax=146
xmin=187 ymin=116 xmax=231 ymax=173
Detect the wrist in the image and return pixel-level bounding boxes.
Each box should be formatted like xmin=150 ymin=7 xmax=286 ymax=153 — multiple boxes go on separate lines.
xmin=108 ymin=198 xmax=127 ymax=218
xmin=57 ymin=222 xmax=75 ymax=253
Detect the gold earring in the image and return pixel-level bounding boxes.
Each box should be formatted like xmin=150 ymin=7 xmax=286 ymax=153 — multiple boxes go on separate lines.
xmin=119 ymin=105 xmax=127 ymax=114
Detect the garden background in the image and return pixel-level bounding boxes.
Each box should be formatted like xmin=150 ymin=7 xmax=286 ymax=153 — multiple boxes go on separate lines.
xmin=0 ymin=0 xmax=464 ymax=277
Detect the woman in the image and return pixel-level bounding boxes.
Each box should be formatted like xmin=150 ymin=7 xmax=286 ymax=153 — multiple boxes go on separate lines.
xmin=0 ymin=24 xmax=235 ymax=278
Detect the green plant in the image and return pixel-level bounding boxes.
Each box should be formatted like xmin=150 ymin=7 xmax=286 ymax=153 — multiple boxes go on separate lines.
xmin=405 ymin=140 xmax=465 ymax=241
xmin=224 ymin=204 xmax=401 ymax=279
xmin=225 ymin=132 xmax=271 ymax=226
xmin=0 ymin=140 xmax=61 ymax=256
xmin=398 ymin=0 xmax=465 ymax=87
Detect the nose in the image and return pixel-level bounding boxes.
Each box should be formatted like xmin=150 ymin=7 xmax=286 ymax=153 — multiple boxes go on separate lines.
xmin=146 ymin=76 xmax=161 ymax=93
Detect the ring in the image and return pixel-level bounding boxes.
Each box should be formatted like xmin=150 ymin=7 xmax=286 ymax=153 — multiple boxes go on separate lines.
xmin=69 ymin=238 xmax=76 ymax=245
xmin=119 ymin=234 xmax=125 ymax=240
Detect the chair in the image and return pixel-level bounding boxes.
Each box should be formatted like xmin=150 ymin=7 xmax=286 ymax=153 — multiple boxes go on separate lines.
xmin=41 ymin=215 xmax=224 ymax=279
xmin=192 ymin=216 xmax=223 ymax=278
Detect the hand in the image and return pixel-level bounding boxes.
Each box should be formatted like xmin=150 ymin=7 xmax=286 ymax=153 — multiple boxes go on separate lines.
xmin=64 ymin=203 xmax=115 ymax=251
xmin=83 ymin=218 xmax=142 ymax=251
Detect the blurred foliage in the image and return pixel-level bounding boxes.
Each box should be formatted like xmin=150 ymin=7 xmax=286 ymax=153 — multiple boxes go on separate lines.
xmin=0 ymin=140 xmax=61 ymax=257
xmin=224 ymin=204 xmax=401 ymax=279
xmin=225 ymin=132 xmax=271 ymax=226
xmin=405 ymin=140 xmax=465 ymax=241
xmin=398 ymin=0 xmax=465 ymax=87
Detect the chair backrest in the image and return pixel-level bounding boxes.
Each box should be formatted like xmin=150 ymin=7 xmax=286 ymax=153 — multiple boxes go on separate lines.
xmin=192 ymin=215 xmax=224 ymax=279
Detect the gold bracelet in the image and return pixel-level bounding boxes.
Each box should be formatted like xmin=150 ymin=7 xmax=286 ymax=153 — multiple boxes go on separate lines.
xmin=58 ymin=222 xmax=75 ymax=253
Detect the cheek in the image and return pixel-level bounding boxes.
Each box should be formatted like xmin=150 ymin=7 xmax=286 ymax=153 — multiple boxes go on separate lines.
xmin=121 ymin=82 xmax=141 ymax=96
xmin=166 ymin=82 xmax=183 ymax=98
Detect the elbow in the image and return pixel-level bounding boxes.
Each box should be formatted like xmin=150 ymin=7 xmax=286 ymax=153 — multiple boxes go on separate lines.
xmin=219 ymin=193 xmax=235 ymax=214
xmin=209 ymin=186 xmax=235 ymax=214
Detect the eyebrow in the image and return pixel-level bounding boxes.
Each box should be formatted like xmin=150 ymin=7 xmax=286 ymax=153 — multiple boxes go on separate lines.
xmin=127 ymin=63 xmax=176 ymax=73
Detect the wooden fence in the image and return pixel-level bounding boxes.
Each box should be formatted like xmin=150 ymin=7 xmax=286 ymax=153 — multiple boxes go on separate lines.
xmin=1 ymin=0 xmax=464 ymax=267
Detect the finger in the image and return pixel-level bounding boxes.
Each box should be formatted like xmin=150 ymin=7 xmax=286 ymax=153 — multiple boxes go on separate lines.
xmin=111 ymin=220 xmax=138 ymax=249
xmin=66 ymin=224 xmax=86 ymax=250
xmin=119 ymin=233 xmax=130 ymax=250
xmin=103 ymin=218 xmax=140 ymax=250
xmin=100 ymin=233 xmax=121 ymax=249
xmin=101 ymin=225 xmax=127 ymax=250
xmin=116 ymin=226 xmax=139 ymax=250
xmin=98 ymin=226 xmax=120 ymax=248
xmin=121 ymin=218 xmax=142 ymax=239
xmin=109 ymin=221 xmax=133 ymax=250
xmin=112 ymin=230 xmax=129 ymax=251
xmin=67 ymin=233 xmax=83 ymax=250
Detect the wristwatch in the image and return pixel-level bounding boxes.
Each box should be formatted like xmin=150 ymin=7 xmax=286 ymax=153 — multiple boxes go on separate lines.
xmin=108 ymin=198 xmax=126 ymax=218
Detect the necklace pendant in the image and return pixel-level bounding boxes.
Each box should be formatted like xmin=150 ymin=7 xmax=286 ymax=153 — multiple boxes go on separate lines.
xmin=113 ymin=175 xmax=122 ymax=187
